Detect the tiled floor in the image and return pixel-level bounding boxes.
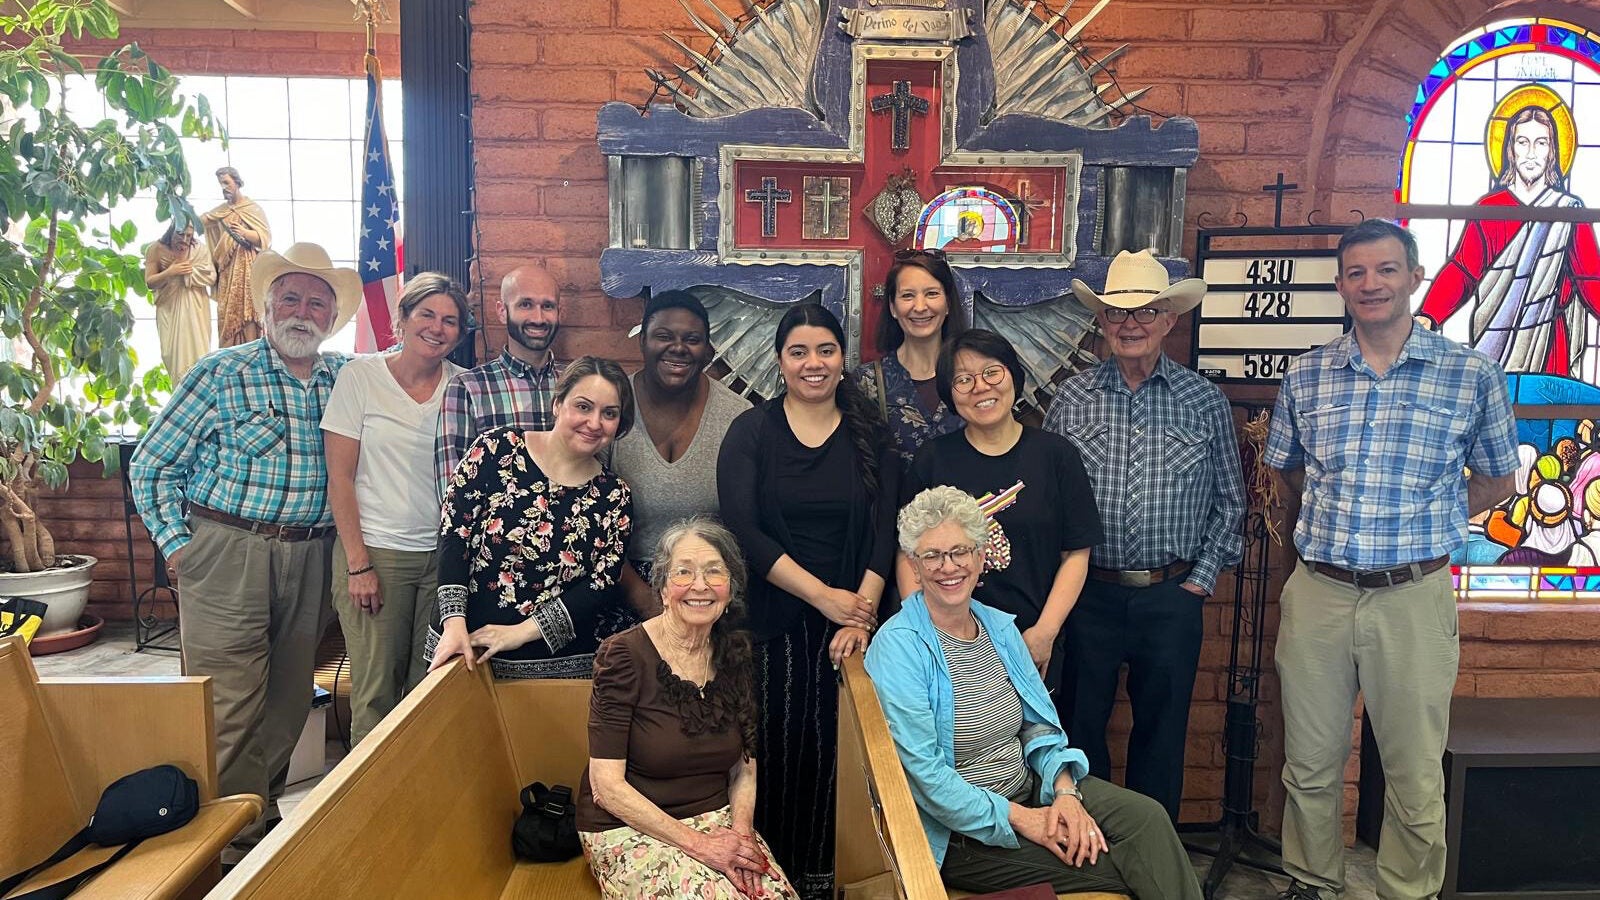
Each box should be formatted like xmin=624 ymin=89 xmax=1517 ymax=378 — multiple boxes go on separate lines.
xmin=33 ymin=622 xmax=1380 ymax=899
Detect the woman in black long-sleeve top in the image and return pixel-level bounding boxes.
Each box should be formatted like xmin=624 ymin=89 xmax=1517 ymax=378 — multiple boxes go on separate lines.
xmin=716 ymin=302 xmax=897 ymax=900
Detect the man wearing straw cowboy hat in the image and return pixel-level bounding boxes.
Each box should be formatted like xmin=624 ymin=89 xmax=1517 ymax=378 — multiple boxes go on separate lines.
xmin=132 ymin=242 xmax=362 ymax=858
xmin=1044 ymin=249 xmax=1245 ymax=821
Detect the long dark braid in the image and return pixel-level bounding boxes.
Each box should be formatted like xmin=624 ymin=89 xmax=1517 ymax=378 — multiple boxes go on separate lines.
xmin=773 ymin=302 xmax=887 ymax=498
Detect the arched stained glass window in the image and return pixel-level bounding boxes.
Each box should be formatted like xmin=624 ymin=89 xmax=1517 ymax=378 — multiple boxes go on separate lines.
xmin=1398 ymin=18 xmax=1600 ymax=600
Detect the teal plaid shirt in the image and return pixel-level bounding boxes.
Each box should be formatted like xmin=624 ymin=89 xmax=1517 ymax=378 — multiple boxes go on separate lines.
xmin=131 ymin=339 xmax=348 ymax=558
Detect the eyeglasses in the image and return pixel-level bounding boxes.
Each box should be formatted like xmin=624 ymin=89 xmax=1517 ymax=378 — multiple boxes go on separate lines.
xmin=951 ymin=365 xmax=1009 ymax=393
xmin=1102 ymin=307 xmax=1162 ymax=324
xmin=893 ymin=247 xmax=947 ymax=261
xmin=914 ymin=545 xmax=976 ymax=568
xmin=667 ymin=565 xmax=731 ymax=588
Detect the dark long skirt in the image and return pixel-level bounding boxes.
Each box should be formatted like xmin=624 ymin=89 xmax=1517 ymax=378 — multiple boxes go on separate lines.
xmin=755 ymin=605 xmax=838 ymax=900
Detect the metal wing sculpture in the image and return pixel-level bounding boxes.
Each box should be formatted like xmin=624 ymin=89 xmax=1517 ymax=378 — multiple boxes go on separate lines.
xmin=972 ymin=290 xmax=1101 ymax=413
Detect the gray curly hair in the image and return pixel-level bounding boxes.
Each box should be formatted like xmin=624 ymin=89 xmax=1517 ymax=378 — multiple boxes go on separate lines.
xmin=897 ymin=486 xmax=988 ymax=556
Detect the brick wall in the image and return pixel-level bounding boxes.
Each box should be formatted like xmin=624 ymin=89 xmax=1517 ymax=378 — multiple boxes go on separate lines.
xmin=61 ymin=27 xmax=400 ymax=77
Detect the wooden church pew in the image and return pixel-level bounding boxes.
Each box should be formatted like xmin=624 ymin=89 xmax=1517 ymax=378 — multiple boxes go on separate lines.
xmin=837 ymin=655 xmax=1130 ymax=900
xmin=0 ymin=635 xmax=261 ymax=900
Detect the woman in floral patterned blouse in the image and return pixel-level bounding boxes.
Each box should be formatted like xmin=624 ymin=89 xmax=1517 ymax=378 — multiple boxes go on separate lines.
xmin=852 ymin=248 xmax=967 ymax=465
xmin=426 ymin=356 xmax=636 ymax=679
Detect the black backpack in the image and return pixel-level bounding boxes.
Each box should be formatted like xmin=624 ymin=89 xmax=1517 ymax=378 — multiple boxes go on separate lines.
xmin=511 ymin=781 xmax=580 ymax=863
xmin=0 ymin=765 xmax=199 ymax=899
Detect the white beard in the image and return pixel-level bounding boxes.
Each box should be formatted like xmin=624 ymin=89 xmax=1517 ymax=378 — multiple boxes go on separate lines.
xmin=267 ymin=312 xmax=330 ymax=359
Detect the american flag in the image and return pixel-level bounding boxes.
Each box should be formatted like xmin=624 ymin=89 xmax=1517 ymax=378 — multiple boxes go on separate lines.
xmin=356 ymin=49 xmax=401 ymax=352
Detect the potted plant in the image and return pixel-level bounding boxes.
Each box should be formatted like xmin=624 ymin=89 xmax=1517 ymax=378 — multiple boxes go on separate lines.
xmin=0 ymin=0 xmax=219 ymax=639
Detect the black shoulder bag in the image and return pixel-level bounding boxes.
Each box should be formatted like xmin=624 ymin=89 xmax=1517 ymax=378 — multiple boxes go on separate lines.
xmin=0 ymin=764 xmax=199 ymax=900
xmin=511 ymin=781 xmax=580 ymax=863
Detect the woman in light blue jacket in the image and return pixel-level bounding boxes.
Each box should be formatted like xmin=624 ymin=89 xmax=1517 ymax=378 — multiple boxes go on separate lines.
xmin=864 ymin=486 xmax=1202 ymax=899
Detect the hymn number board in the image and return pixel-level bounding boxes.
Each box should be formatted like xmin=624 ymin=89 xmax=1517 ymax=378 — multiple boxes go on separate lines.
xmin=1192 ymin=226 xmax=1349 ymax=385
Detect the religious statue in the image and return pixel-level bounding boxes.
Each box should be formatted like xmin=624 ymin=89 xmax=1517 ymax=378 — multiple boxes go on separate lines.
xmin=1418 ymin=86 xmax=1600 ymax=384
xmin=143 ymin=224 xmax=217 ymax=382
xmin=201 ymin=166 xmax=272 ymax=347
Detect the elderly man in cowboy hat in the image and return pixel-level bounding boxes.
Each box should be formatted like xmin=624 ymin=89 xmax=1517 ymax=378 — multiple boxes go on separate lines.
xmin=1043 ymin=249 xmax=1246 ymax=821
xmin=132 ymin=242 xmax=361 ymax=857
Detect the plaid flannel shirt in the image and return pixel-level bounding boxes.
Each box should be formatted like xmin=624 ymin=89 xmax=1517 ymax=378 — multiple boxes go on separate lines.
xmin=435 ymin=349 xmax=562 ymax=498
xmin=1045 ymin=354 xmax=1246 ymax=593
xmin=1264 ymin=327 xmax=1519 ymax=570
xmin=130 ymin=339 xmax=347 ymax=558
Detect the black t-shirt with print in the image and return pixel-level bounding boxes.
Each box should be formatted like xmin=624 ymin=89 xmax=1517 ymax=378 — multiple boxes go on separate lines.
xmin=905 ymin=426 xmax=1103 ymax=630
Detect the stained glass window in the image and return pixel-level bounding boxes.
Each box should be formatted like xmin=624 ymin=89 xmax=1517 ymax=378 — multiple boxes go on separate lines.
xmin=1398 ymin=18 xmax=1600 ymax=600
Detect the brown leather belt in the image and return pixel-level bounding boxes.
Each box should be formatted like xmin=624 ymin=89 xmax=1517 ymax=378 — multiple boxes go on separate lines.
xmin=190 ymin=504 xmax=334 ymax=542
xmin=1088 ymin=560 xmax=1193 ymax=588
xmin=1307 ymin=555 xmax=1450 ymax=589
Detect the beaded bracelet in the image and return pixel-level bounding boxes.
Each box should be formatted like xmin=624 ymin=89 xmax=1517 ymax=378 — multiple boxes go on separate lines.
xmin=347 ymin=564 xmax=375 ymax=577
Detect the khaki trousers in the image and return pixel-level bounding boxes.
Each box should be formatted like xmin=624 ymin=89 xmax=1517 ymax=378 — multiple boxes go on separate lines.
xmin=1275 ymin=561 xmax=1458 ymax=900
xmin=330 ymin=538 xmax=438 ymax=745
xmin=178 ymin=515 xmax=332 ymax=832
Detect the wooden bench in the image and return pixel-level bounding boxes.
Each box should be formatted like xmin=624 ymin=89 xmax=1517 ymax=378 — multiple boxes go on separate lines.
xmin=837 ymin=655 xmax=1130 ymax=900
xmin=208 ymin=657 xmax=598 ymax=899
xmin=0 ymin=635 xmax=261 ymax=900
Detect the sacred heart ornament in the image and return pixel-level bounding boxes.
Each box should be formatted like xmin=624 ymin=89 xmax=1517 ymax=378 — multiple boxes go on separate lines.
xmin=866 ymin=171 xmax=925 ymax=243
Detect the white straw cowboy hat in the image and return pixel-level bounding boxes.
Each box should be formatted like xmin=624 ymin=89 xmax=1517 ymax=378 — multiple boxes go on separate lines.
xmin=251 ymin=242 xmax=365 ymax=334
xmin=1071 ymin=249 xmax=1207 ymax=315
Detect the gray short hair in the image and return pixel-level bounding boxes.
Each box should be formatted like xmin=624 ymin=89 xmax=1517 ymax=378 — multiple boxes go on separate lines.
xmin=897 ymin=486 xmax=988 ymax=556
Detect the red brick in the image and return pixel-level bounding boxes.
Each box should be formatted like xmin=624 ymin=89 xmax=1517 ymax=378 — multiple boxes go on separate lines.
xmin=474 ymin=66 xmax=617 ymax=104
xmin=543 ymin=182 xmax=610 ymax=220
xmin=616 ymin=0 xmax=743 ymax=31
xmin=545 ymin=256 xmax=604 ymax=291
xmin=231 ymin=30 xmax=321 ymax=50
xmin=1187 ymin=83 xmax=1320 ymax=118
xmin=1086 ymin=5 xmax=1192 ymax=42
xmin=543 ymin=107 xmax=601 ymax=143
xmin=476 ymin=142 xmax=607 ymax=182
xmin=560 ymin=292 xmax=619 ymax=328
xmin=1255 ymin=47 xmax=1329 ymax=82
xmin=473 ymin=0 xmax=614 ymax=28
xmin=1327 ymin=103 xmax=1410 ymax=154
xmin=1474 ymin=672 xmax=1600 ymax=698
xmin=1190 ymin=158 xmax=1307 ymax=194
xmin=611 ymin=295 xmax=647 ymax=329
xmin=1542 ymin=644 xmax=1600 ymax=669
xmin=474 ymin=106 xmax=542 ymax=142
xmin=557 ymin=327 xmax=643 ymax=362
xmin=479 ymin=217 xmax=609 ymax=255
xmin=543 ymin=31 xmax=680 ymax=70
xmin=1330 ymin=152 xmax=1402 ymax=192
xmin=1199 ymin=121 xmax=1248 ymax=156
xmin=471 ymin=29 xmax=540 ymax=67
xmin=1483 ymin=605 xmax=1600 ymax=642
xmin=1365 ymin=15 xmax=1445 ymax=76
xmin=1454 ymin=672 xmax=1476 ymax=696
xmin=1179 ymin=799 xmax=1220 ymax=824
xmin=1460 ymin=641 xmax=1547 ymax=669
xmin=1190 ymin=8 xmax=1327 ymax=43
xmin=1117 ymin=46 xmax=1252 ymax=81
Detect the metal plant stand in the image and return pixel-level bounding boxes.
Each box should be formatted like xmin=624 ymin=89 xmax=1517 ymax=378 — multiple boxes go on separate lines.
xmin=118 ymin=441 xmax=180 ymax=653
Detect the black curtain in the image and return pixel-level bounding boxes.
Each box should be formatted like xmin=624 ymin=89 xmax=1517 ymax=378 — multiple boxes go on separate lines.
xmin=400 ymin=0 xmax=476 ymax=367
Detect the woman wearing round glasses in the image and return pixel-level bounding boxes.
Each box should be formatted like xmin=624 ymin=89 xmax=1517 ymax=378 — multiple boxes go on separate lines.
xmin=900 ymin=329 xmax=1101 ymax=725
xmin=865 ymin=486 xmax=1203 ymax=899
xmin=579 ymin=518 xmax=799 ymax=899
xmin=852 ymin=248 xmax=967 ymax=465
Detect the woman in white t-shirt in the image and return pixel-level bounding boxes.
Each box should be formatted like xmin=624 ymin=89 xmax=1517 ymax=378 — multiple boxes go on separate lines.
xmin=321 ymin=273 xmax=468 ymax=744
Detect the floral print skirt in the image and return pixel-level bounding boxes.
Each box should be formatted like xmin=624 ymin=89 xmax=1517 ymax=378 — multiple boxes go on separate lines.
xmin=580 ymin=806 xmax=799 ymax=900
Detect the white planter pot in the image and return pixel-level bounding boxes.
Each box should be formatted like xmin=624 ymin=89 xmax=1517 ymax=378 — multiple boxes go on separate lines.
xmin=0 ymin=554 xmax=98 ymax=636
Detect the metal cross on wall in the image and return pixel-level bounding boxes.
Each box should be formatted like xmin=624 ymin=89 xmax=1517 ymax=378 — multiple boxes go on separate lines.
xmin=744 ymin=176 xmax=792 ymax=237
xmin=871 ymin=79 xmax=929 ymax=151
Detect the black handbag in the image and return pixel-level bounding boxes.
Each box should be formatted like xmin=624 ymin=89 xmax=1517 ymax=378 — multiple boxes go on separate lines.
xmin=0 ymin=764 xmax=199 ymax=899
xmin=512 ymin=782 xmax=580 ymax=863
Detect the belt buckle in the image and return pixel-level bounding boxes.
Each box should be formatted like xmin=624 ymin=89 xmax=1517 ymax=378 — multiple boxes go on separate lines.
xmin=278 ymin=525 xmax=307 ymax=542
xmin=1120 ymin=569 xmax=1152 ymax=588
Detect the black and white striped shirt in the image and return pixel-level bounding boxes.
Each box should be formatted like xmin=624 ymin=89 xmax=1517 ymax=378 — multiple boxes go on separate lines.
xmin=938 ymin=617 xmax=1030 ymax=801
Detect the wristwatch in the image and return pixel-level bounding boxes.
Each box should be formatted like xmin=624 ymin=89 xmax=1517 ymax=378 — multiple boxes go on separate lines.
xmin=1062 ymin=782 xmax=1085 ymax=802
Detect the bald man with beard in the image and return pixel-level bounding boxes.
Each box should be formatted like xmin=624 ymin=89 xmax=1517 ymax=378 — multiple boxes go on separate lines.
xmin=436 ymin=265 xmax=564 ymax=498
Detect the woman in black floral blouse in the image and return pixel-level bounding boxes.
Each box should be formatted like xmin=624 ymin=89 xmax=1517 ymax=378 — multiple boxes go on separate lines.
xmin=852 ymin=248 xmax=967 ymax=466
xmin=426 ymin=356 xmax=636 ymax=679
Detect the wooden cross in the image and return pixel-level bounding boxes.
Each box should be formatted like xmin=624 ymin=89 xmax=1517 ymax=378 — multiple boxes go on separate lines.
xmin=871 ymin=80 xmax=930 ymax=151
xmin=1262 ymin=173 xmax=1299 ymax=229
xmin=744 ymin=176 xmax=793 ymax=237
xmin=805 ymin=176 xmax=851 ymax=239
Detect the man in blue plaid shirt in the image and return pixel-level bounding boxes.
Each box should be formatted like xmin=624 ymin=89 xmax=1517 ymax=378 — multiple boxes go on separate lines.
xmin=131 ymin=242 xmax=360 ymax=860
xmin=1046 ymin=249 xmax=1246 ymax=821
xmin=435 ymin=265 xmax=563 ymax=498
xmin=1265 ymin=220 xmax=1517 ymax=900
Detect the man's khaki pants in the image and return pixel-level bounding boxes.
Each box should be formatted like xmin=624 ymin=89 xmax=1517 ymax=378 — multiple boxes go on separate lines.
xmin=178 ymin=515 xmax=333 ymax=843
xmin=1276 ymin=560 xmax=1458 ymax=900
xmin=330 ymin=538 xmax=437 ymax=745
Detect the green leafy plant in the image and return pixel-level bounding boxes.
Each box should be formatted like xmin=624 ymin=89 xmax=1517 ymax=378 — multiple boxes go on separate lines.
xmin=0 ymin=0 xmax=220 ymax=572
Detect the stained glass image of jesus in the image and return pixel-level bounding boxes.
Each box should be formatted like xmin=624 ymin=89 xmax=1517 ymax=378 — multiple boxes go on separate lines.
xmin=1417 ymin=85 xmax=1600 ymax=382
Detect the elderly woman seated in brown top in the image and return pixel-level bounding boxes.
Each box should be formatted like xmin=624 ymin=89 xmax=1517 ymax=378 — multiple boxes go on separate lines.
xmin=577 ymin=518 xmax=799 ymax=899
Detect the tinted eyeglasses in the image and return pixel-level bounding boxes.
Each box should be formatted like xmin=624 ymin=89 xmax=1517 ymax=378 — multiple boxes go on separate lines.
xmin=1102 ymin=307 xmax=1162 ymax=324
xmin=893 ymin=247 xmax=947 ymax=261
xmin=667 ymin=565 xmax=731 ymax=588
xmin=951 ymin=364 xmax=1009 ymax=393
